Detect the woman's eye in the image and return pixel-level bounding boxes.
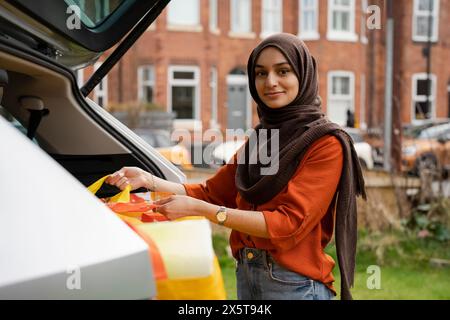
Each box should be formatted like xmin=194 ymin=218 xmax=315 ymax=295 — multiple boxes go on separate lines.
xmin=279 ymin=69 xmax=290 ymax=75
xmin=255 ymin=71 xmax=267 ymax=77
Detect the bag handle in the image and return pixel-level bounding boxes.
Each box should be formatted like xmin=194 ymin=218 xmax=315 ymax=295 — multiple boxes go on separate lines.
xmin=87 ymin=175 xmax=131 ymax=203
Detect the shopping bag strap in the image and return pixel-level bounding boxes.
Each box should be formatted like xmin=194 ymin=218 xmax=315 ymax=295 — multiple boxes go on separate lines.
xmin=87 ymin=175 xmax=131 ymax=203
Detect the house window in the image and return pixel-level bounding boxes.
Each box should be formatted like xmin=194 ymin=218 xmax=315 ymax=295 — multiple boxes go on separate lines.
xmin=209 ymin=0 xmax=219 ymax=32
xmin=261 ymin=0 xmax=282 ymax=38
xmin=231 ymin=0 xmax=252 ymax=33
xmin=299 ymin=0 xmax=319 ymax=40
xmin=169 ymin=66 xmax=200 ymax=120
xmin=167 ymin=0 xmax=201 ymax=29
xmin=412 ymin=0 xmax=440 ymax=42
xmin=137 ymin=66 xmax=155 ymax=104
xmin=412 ymin=73 xmax=437 ymax=121
xmin=327 ymin=71 xmax=355 ymax=126
xmin=327 ymin=0 xmax=357 ymax=42
xmin=94 ymin=62 xmax=108 ymax=108
xmin=210 ymin=67 xmax=218 ymax=128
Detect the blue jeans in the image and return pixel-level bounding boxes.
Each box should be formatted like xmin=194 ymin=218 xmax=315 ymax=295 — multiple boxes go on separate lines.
xmin=236 ymin=247 xmax=335 ymax=300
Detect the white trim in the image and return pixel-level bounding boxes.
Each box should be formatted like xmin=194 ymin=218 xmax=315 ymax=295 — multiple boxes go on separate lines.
xmin=167 ymin=0 xmax=202 ymax=31
xmin=93 ymin=62 xmax=108 ymax=108
xmin=298 ymin=0 xmax=320 ymax=40
xmin=167 ymin=65 xmax=201 ymax=121
xmin=210 ymin=67 xmax=219 ymax=129
xmin=76 ymin=69 xmax=84 ymax=88
xmin=327 ymin=0 xmax=358 ymax=42
xmin=360 ymin=0 xmax=368 ymax=44
xmin=230 ymin=0 xmax=252 ymax=34
xmin=412 ymin=0 xmax=440 ymax=42
xmin=167 ymin=25 xmax=203 ymax=32
xmin=260 ymin=0 xmax=283 ymax=39
xmin=360 ymin=73 xmax=367 ymax=130
xmin=209 ymin=0 xmax=219 ymax=33
xmin=228 ymin=31 xmax=256 ymax=39
xmin=411 ymin=73 xmax=437 ymax=123
xmin=327 ymin=71 xmax=355 ymax=126
xmin=137 ymin=65 xmax=155 ymax=104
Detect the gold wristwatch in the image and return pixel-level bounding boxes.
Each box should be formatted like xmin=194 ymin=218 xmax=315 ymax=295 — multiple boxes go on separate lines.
xmin=216 ymin=206 xmax=228 ymax=226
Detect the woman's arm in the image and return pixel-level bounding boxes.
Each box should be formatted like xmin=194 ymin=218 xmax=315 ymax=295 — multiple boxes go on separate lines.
xmin=153 ymin=195 xmax=269 ymax=238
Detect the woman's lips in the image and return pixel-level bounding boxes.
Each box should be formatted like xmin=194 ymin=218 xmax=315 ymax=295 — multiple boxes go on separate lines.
xmin=264 ymin=92 xmax=285 ymax=99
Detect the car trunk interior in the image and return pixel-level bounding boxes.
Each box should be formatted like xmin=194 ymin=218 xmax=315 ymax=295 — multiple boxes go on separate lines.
xmin=0 ymin=46 xmax=163 ymax=197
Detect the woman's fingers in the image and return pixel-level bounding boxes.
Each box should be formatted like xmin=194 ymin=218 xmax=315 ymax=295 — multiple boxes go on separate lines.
xmin=106 ymin=169 xmax=125 ymax=185
xmin=153 ymin=196 xmax=174 ymax=205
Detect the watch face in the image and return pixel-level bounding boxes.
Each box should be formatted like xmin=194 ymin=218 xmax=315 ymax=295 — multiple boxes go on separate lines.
xmin=217 ymin=211 xmax=227 ymax=222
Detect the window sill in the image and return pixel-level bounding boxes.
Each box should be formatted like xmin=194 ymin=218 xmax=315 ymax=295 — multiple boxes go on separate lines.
xmin=174 ymin=119 xmax=203 ymax=132
xmin=326 ymin=31 xmax=358 ymax=42
xmin=209 ymin=28 xmax=221 ymax=35
xmin=227 ymin=31 xmax=256 ymax=39
xmin=259 ymin=31 xmax=282 ymax=39
xmin=412 ymin=36 xmax=439 ymax=43
xmin=298 ymin=32 xmax=320 ymax=41
xmin=167 ymin=25 xmax=203 ymax=33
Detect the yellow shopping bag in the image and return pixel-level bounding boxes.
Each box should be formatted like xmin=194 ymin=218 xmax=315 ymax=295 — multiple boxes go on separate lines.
xmin=87 ymin=175 xmax=227 ymax=300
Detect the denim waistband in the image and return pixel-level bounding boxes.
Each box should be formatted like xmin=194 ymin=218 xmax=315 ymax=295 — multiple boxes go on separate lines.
xmin=239 ymin=247 xmax=271 ymax=266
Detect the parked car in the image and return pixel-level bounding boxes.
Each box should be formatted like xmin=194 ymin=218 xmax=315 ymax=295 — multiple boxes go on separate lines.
xmin=133 ymin=128 xmax=193 ymax=171
xmin=402 ymin=122 xmax=450 ymax=175
xmin=0 ymin=0 xmax=184 ymax=299
xmin=343 ymin=128 xmax=374 ymax=170
xmin=211 ymin=128 xmax=374 ymax=170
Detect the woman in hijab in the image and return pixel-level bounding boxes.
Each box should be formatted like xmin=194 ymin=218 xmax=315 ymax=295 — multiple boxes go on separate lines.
xmin=106 ymin=33 xmax=366 ymax=300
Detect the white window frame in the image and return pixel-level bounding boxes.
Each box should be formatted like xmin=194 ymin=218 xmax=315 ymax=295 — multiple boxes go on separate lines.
xmin=76 ymin=69 xmax=84 ymax=88
xmin=167 ymin=0 xmax=203 ymax=32
xmin=412 ymin=0 xmax=440 ymax=42
xmin=260 ymin=0 xmax=283 ymax=38
xmin=209 ymin=0 xmax=220 ymax=34
xmin=210 ymin=67 xmax=219 ymax=129
xmin=327 ymin=71 xmax=355 ymax=126
xmin=411 ymin=73 xmax=437 ymax=123
xmin=168 ymin=65 xmax=201 ymax=124
xmin=229 ymin=0 xmax=255 ymax=38
xmin=360 ymin=0 xmax=368 ymax=44
xmin=137 ymin=65 xmax=155 ymax=104
xmin=298 ymin=0 xmax=320 ymax=40
xmin=93 ymin=62 xmax=108 ymax=108
xmin=327 ymin=0 xmax=358 ymax=42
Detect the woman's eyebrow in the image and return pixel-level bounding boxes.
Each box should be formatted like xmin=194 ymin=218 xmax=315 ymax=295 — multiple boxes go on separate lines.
xmin=255 ymin=62 xmax=290 ymax=68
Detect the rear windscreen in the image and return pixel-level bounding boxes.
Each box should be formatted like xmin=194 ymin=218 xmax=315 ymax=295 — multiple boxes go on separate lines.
xmin=64 ymin=0 xmax=124 ymax=27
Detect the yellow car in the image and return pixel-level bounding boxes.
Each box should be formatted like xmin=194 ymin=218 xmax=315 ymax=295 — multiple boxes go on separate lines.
xmin=133 ymin=129 xmax=193 ymax=170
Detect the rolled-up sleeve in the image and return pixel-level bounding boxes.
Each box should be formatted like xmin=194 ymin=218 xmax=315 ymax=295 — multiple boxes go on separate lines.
xmin=261 ymin=136 xmax=344 ymax=251
xmin=183 ymin=154 xmax=238 ymax=209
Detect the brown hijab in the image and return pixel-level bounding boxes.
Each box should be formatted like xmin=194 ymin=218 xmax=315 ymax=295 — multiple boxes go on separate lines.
xmin=235 ymin=33 xmax=366 ymax=300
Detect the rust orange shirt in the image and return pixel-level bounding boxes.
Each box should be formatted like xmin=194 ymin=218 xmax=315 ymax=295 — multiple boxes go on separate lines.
xmin=183 ymin=134 xmax=344 ymax=294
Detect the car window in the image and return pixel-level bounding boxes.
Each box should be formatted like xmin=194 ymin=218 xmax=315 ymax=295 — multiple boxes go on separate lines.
xmin=65 ymin=0 xmax=125 ymax=28
xmin=348 ymin=132 xmax=364 ymax=143
xmin=154 ymin=133 xmax=175 ymax=148
xmin=418 ymin=123 xmax=450 ymax=139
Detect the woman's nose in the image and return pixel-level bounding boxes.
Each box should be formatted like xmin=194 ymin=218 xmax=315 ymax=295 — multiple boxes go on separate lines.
xmin=265 ymin=72 xmax=278 ymax=87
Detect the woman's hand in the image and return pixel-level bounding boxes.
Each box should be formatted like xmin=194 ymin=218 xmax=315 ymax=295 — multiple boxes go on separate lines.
xmin=105 ymin=167 xmax=150 ymax=191
xmin=154 ymin=195 xmax=211 ymax=220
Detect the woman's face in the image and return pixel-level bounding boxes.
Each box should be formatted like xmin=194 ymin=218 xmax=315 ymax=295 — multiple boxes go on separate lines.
xmin=254 ymin=47 xmax=299 ymax=109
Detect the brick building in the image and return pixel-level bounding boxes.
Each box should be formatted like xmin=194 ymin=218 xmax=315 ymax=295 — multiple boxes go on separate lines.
xmin=80 ymin=0 xmax=450 ymax=137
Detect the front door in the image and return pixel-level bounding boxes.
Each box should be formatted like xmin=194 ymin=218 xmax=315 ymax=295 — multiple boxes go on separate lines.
xmin=227 ymin=79 xmax=247 ymax=130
